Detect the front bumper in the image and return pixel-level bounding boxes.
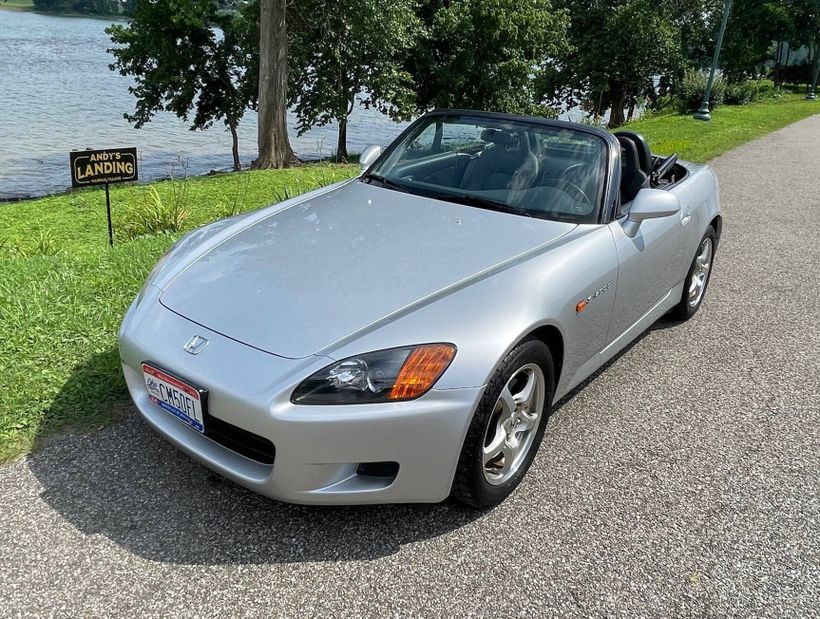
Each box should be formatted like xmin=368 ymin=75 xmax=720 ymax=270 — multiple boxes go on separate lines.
xmin=119 ymin=293 xmax=483 ymax=504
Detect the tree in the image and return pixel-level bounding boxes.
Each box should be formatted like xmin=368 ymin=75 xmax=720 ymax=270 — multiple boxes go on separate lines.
xmin=785 ymin=0 xmax=820 ymax=90
xmin=288 ymin=0 xmax=420 ymax=161
xmin=669 ymin=0 xmax=723 ymax=71
xmin=407 ymin=0 xmax=570 ymax=116
xmin=107 ymin=1 xmax=254 ymax=171
xmin=544 ymin=0 xmax=683 ymax=127
xmin=721 ymin=0 xmax=791 ymax=81
xmin=253 ymin=0 xmax=296 ymax=168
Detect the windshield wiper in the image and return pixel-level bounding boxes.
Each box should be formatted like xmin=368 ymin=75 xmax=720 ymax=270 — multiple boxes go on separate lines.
xmin=361 ymin=173 xmax=408 ymax=193
xmin=435 ymin=194 xmax=534 ymax=218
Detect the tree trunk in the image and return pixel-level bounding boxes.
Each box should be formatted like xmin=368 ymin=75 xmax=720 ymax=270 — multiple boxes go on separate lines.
xmin=773 ymin=41 xmax=783 ymax=86
xmin=336 ymin=116 xmax=348 ymax=162
xmin=253 ymin=0 xmax=295 ymax=169
xmin=230 ymin=122 xmax=241 ymax=172
xmin=783 ymin=42 xmax=792 ymax=85
xmin=607 ymin=86 xmax=626 ymax=129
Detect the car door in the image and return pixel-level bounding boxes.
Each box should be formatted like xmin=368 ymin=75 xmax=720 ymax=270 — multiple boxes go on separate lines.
xmin=605 ymin=190 xmax=693 ymax=344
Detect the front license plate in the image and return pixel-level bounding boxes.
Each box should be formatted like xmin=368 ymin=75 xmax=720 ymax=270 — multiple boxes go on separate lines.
xmin=142 ymin=363 xmax=206 ymax=433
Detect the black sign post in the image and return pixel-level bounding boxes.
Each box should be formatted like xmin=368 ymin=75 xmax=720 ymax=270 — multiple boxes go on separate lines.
xmin=104 ymin=182 xmax=113 ymax=247
xmin=69 ymin=147 xmax=138 ymax=247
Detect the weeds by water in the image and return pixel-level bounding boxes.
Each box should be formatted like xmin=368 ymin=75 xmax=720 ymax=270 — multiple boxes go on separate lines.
xmin=30 ymin=230 xmax=61 ymax=256
xmin=119 ymin=185 xmax=190 ymax=240
xmin=215 ymin=172 xmax=253 ymax=218
xmin=119 ymin=157 xmax=192 ymax=239
xmin=0 ymin=231 xmax=61 ymax=256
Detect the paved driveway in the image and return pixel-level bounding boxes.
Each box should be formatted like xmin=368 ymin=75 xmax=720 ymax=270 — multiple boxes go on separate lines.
xmin=1 ymin=116 xmax=819 ymax=618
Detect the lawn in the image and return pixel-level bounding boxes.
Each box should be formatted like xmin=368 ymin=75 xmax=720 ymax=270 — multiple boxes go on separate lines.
xmin=1 ymin=94 xmax=817 ymax=462
xmin=0 ymin=164 xmax=358 ymax=461
xmin=0 ymin=0 xmax=34 ymax=8
xmin=625 ymin=93 xmax=817 ymax=161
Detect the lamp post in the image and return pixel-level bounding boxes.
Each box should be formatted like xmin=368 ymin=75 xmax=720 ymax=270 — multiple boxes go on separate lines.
xmin=806 ymin=44 xmax=819 ymax=100
xmin=694 ymin=0 xmax=733 ymax=121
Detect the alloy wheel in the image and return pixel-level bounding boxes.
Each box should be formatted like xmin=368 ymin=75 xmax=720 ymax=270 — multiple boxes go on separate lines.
xmin=481 ymin=363 xmax=546 ymax=485
xmin=688 ymin=237 xmax=713 ymax=309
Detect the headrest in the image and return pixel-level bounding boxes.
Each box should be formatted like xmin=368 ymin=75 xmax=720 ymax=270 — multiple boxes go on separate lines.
xmin=614 ymin=130 xmax=652 ymax=176
xmin=617 ymin=135 xmax=640 ymax=178
xmin=481 ymin=128 xmax=517 ymax=145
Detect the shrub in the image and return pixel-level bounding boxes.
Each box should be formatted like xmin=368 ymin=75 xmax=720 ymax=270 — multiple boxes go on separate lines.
xmin=675 ymin=68 xmax=726 ymax=113
xmin=724 ymin=80 xmax=758 ymax=105
xmin=723 ymin=79 xmax=783 ymax=105
xmin=754 ymin=80 xmax=782 ymax=101
xmin=120 ymin=185 xmax=190 ymax=240
xmin=648 ymin=94 xmax=678 ymax=114
xmin=779 ymin=62 xmax=812 ymax=87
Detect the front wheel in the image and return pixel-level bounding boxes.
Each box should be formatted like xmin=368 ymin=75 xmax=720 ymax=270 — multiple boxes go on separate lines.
xmin=451 ymin=339 xmax=554 ymax=508
xmin=669 ymin=226 xmax=717 ymax=321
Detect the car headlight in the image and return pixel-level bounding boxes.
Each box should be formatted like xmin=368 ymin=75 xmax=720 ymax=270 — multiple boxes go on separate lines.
xmin=291 ymin=344 xmax=456 ymax=405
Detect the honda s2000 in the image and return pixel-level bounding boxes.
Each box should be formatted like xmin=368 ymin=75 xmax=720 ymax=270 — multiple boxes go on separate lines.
xmin=119 ymin=110 xmax=721 ymax=507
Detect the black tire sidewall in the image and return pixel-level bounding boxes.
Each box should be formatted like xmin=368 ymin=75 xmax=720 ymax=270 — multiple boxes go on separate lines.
xmin=454 ymin=339 xmax=554 ymax=508
xmin=674 ymin=226 xmax=717 ymax=320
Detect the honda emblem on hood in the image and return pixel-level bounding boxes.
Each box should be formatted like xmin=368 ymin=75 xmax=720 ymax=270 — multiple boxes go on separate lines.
xmin=184 ymin=335 xmax=209 ymax=355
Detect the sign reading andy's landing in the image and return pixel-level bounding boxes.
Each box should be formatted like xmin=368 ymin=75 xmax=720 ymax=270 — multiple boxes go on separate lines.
xmin=69 ymin=147 xmax=138 ymax=247
xmin=69 ymin=147 xmax=138 ymax=188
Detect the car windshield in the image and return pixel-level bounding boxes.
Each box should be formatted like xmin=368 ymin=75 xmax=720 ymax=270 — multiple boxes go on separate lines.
xmin=364 ymin=115 xmax=608 ymax=223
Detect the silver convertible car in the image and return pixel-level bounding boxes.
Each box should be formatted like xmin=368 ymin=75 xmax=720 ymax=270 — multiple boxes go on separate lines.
xmin=120 ymin=110 xmax=721 ymax=507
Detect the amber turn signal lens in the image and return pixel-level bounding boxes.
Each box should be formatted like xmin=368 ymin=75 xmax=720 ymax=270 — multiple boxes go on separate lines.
xmin=389 ymin=344 xmax=456 ymax=401
xmin=576 ymin=299 xmax=587 ymax=313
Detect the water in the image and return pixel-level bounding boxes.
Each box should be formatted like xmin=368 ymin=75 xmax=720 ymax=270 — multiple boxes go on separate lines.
xmin=0 ymin=10 xmax=408 ymax=199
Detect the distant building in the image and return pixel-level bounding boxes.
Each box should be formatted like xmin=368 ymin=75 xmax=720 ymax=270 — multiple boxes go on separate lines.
xmin=772 ymin=42 xmax=810 ymax=66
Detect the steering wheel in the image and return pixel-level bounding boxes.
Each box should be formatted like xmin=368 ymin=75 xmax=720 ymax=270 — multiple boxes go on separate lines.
xmin=541 ymin=177 xmax=592 ymax=212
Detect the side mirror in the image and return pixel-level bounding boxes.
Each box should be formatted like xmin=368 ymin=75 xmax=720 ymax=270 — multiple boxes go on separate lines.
xmin=621 ymin=188 xmax=680 ymax=237
xmin=359 ymin=145 xmax=383 ymax=171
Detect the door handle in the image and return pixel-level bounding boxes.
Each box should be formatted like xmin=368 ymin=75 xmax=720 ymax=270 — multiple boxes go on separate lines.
xmin=680 ymin=206 xmax=692 ymax=226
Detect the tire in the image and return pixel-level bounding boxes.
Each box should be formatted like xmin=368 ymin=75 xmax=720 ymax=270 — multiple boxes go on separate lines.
xmin=451 ymin=338 xmax=554 ymax=509
xmin=668 ymin=226 xmax=717 ymax=321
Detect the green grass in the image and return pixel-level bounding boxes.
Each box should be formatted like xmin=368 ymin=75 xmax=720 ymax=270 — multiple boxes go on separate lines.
xmin=1 ymin=94 xmax=818 ymax=462
xmin=0 ymin=0 xmax=34 ymax=8
xmin=624 ymin=93 xmax=817 ymax=162
xmin=0 ymin=164 xmax=358 ymax=461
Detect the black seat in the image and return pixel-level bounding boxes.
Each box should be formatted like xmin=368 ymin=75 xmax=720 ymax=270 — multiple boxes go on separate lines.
xmin=616 ymin=135 xmax=649 ymax=204
xmin=461 ymin=129 xmax=539 ymax=191
xmin=614 ymin=130 xmax=652 ymax=177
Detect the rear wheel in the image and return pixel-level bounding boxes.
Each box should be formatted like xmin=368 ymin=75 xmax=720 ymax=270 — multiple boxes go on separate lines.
xmin=451 ymin=339 xmax=554 ymax=508
xmin=669 ymin=226 xmax=717 ymax=321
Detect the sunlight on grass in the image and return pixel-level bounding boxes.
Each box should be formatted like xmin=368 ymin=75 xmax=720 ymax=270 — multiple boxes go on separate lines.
xmin=0 ymin=164 xmax=358 ymax=461
xmin=1 ymin=94 xmax=818 ymax=461
xmin=0 ymin=0 xmax=34 ymax=9
xmin=625 ymin=94 xmax=818 ymax=162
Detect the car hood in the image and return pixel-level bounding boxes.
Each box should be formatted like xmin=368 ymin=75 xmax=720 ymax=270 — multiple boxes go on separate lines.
xmin=160 ymin=180 xmax=575 ymax=358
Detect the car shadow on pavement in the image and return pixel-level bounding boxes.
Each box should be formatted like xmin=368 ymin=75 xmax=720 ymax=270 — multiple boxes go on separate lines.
xmin=26 ymin=351 xmax=482 ymax=565
xmin=550 ymin=326 xmax=653 ymax=414
xmin=27 ymin=321 xmax=666 ymax=565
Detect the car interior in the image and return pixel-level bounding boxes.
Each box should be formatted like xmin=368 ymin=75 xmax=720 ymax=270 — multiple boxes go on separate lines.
xmin=377 ymin=125 xmax=606 ymax=222
xmin=613 ymin=130 xmax=686 ymax=205
xmin=367 ymin=120 xmax=687 ymax=224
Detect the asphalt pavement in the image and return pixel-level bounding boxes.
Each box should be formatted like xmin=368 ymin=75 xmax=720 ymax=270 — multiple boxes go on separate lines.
xmin=1 ymin=115 xmax=819 ymax=618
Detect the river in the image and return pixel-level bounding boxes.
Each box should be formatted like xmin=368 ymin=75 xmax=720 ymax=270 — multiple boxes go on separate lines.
xmin=0 ymin=9 xmax=409 ymax=199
